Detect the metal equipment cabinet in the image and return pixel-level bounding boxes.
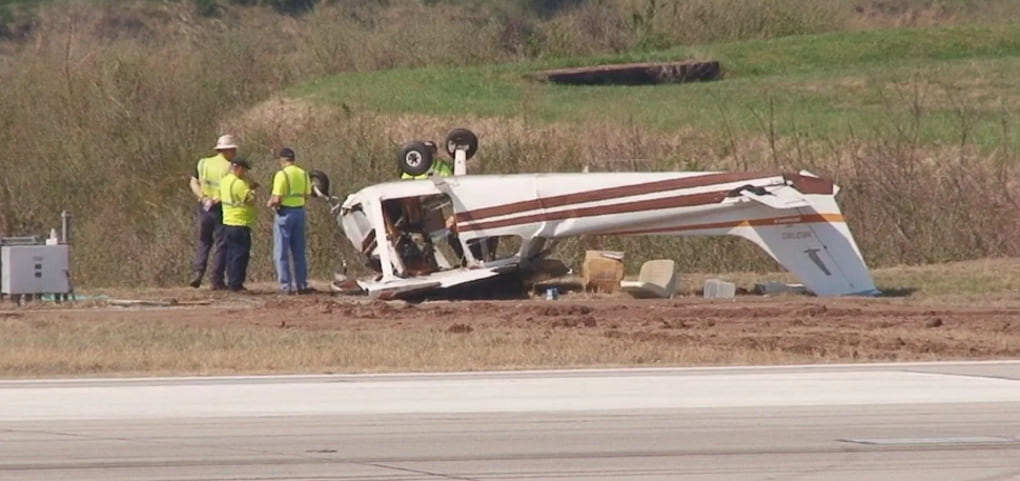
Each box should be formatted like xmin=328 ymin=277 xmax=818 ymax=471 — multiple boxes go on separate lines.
xmin=1 ymin=245 xmax=71 ymax=296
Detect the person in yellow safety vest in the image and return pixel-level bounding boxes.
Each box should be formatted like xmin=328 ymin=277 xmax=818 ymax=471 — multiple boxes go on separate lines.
xmin=219 ymin=157 xmax=259 ymax=292
xmin=400 ymin=141 xmax=453 ymax=179
xmin=188 ymin=134 xmax=237 ymax=290
xmin=265 ymin=147 xmax=314 ymax=295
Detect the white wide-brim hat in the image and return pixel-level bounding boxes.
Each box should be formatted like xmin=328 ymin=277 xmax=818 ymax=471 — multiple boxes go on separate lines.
xmin=214 ymin=134 xmax=238 ymax=150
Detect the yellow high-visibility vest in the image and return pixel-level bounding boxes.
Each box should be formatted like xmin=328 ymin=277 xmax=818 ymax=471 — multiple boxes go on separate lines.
xmin=196 ymin=153 xmax=231 ymax=199
xmin=400 ymin=160 xmax=454 ymax=180
xmin=220 ymin=174 xmax=256 ymax=227
xmin=272 ymin=164 xmax=311 ymax=208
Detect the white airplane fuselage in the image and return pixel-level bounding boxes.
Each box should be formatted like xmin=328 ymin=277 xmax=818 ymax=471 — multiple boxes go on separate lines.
xmin=338 ymin=171 xmax=878 ymax=298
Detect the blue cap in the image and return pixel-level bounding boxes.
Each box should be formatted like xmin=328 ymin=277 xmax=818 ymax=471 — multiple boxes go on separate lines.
xmin=278 ymin=147 xmax=295 ymax=160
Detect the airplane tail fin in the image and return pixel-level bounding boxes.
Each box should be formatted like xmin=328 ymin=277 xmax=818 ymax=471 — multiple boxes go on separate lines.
xmin=728 ymin=172 xmax=878 ymax=297
xmin=742 ymin=217 xmax=877 ymax=296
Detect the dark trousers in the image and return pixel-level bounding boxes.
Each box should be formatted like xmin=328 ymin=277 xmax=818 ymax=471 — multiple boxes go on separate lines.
xmin=193 ymin=204 xmax=226 ymax=287
xmin=224 ymin=225 xmax=252 ymax=290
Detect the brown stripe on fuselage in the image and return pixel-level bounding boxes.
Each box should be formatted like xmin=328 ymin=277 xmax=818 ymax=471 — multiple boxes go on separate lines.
xmin=604 ymin=213 xmax=845 ymax=236
xmin=457 ymin=190 xmax=731 ymax=232
xmin=454 ymin=171 xmax=773 ymax=224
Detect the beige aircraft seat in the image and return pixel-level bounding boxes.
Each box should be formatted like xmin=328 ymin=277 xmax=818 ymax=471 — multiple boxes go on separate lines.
xmin=620 ymin=259 xmax=677 ymax=299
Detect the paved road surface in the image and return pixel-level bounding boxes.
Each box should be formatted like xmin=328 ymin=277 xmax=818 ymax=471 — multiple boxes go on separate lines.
xmin=2 ymin=361 xmax=1020 ymax=480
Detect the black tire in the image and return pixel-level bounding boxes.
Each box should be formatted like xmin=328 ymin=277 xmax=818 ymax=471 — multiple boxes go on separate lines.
xmin=444 ymin=128 xmax=478 ymax=160
xmin=398 ymin=141 xmax=434 ymax=177
xmin=309 ymin=170 xmax=330 ymax=197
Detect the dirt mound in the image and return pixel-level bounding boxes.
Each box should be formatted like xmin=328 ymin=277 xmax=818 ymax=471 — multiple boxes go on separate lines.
xmin=537 ymin=60 xmax=722 ymax=85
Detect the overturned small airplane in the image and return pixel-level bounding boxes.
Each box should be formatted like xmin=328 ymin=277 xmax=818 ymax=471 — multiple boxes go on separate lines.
xmin=310 ymin=129 xmax=878 ymax=300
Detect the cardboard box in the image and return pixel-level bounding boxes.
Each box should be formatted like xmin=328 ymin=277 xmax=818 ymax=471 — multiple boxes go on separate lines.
xmin=583 ymin=250 xmax=625 ymax=293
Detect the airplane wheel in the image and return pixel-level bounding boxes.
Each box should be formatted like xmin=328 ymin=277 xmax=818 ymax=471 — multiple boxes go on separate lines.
xmin=444 ymin=128 xmax=478 ymax=160
xmin=309 ymin=170 xmax=330 ymax=197
xmin=398 ymin=141 xmax=434 ymax=177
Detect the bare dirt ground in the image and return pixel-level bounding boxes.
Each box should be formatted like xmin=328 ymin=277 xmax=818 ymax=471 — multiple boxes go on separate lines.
xmin=3 ymin=268 xmax=1020 ymax=377
xmin=270 ymin=294 xmax=1020 ymax=363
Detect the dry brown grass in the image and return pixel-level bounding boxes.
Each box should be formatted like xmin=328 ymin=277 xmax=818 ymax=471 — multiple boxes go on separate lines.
xmin=0 ymin=309 xmax=817 ymax=378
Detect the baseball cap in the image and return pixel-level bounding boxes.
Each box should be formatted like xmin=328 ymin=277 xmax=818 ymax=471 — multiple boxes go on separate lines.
xmin=278 ymin=147 xmax=295 ymax=160
xmin=232 ymin=158 xmax=252 ymax=170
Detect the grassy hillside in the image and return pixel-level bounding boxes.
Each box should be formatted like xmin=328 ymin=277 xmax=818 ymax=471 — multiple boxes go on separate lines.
xmin=297 ymin=24 xmax=1020 ymax=148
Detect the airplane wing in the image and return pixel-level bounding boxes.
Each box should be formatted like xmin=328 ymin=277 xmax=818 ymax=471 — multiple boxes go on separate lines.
xmin=359 ymin=266 xmax=511 ymax=300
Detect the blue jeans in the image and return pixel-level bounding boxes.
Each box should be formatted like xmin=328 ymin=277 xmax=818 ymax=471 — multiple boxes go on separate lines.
xmin=273 ymin=207 xmax=308 ymax=291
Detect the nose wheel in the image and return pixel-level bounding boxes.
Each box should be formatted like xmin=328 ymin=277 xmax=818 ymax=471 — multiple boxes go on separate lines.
xmin=444 ymin=128 xmax=478 ymax=160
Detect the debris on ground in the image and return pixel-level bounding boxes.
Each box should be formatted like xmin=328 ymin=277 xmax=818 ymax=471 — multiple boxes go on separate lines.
xmin=754 ymin=282 xmax=810 ymax=296
xmin=703 ymin=279 xmax=737 ymax=299
xmin=584 ymin=250 xmax=625 ymax=294
xmin=108 ymin=299 xmax=213 ymax=308
xmin=620 ymin=259 xmax=677 ymax=299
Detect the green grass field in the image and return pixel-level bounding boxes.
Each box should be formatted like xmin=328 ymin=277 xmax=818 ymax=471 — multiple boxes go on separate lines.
xmin=296 ymin=24 xmax=1020 ymax=148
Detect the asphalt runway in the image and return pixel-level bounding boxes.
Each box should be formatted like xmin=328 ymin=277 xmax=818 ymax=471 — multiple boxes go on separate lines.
xmin=2 ymin=361 xmax=1020 ymax=480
